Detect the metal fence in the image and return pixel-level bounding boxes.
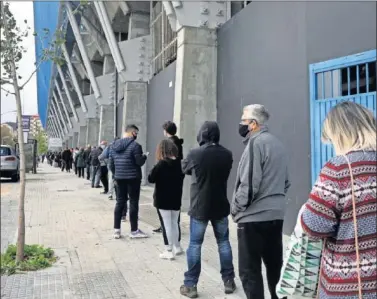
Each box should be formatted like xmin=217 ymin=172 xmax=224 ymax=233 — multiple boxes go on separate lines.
xmin=150 ymin=2 xmax=177 ymax=76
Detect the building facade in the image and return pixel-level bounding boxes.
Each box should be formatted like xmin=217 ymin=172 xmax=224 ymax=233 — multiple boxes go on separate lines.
xmin=34 ymin=1 xmax=376 ymax=233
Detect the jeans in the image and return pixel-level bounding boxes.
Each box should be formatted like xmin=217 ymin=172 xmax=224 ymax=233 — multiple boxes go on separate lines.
xmin=157 ymin=209 xmax=181 ymax=246
xmin=91 ymin=165 xmax=101 ymax=187
xmin=184 ymin=217 xmax=235 ymax=287
xmin=77 ymin=167 xmax=84 ymax=178
xmin=238 ymin=220 xmax=285 ymax=299
xmin=114 ymin=179 xmax=141 ymax=232
xmin=100 ymin=166 xmax=108 ymax=192
xmin=108 ymin=170 xmax=114 ymax=197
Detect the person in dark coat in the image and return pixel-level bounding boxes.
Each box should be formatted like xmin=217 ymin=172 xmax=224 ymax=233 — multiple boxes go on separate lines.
xmin=89 ymin=146 xmax=103 ymax=188
xmin=153 ymin=121 xmax=185 ymax=234
xmin=83 ymin=145 xmax=91 ymax=180
xmin=109 ymin=124 xmax=148 ymax=239
xmin=61 ymin=147 xmax=72 ymax=172
xmin=75 ymin=148 xmax=86 ymax=178
xmin=148 ymin=139 xmax=184 ymax=260
xmin=179 ymin=121 xmax=236 ymax=298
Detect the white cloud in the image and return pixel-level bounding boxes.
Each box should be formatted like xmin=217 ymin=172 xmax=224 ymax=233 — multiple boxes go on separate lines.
xmin=1 ymin=1 xmax=37 ymax=123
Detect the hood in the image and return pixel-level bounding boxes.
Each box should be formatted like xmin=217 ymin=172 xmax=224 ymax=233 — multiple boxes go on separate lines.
xmin=170 ymin=135 xmax=184 ymax=145
xmin=112 ymin=137 xmax=134 ymax=153
xmin=197 ymin=121 xmax=220 ymax=146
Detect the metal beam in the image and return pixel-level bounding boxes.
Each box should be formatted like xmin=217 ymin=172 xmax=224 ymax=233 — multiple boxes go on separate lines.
xmin=51 ymin=99 xmax=67 ymax=135
xmin=66 ymin=1 xmax=101 ymax=98
xmin=54 ymin=89 xmax=73 ymax=129
xmin=50 ymin=113 xmax=63 ymax=139
xmin=61 ymin=43 xmax=88 ymax=113
xmin=94 ymin=1 xmax=126 ymax=80
xmin=52 ymin=93 xmax=68 ymax=134
xmin=56 ymin=65 xmax=79 ymax=122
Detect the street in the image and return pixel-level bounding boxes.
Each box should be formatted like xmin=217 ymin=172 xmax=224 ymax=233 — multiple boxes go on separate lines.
xmin=1 ymin=163 xmax=275 ymax=299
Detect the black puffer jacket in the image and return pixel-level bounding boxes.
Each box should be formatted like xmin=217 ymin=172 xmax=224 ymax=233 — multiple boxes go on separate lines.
xmin=182 ymin=121 xmax=233 ymax=221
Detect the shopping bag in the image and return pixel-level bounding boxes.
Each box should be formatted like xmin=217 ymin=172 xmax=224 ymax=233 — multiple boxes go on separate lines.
xmin=276 ymin=209 xmax=323 ymax=298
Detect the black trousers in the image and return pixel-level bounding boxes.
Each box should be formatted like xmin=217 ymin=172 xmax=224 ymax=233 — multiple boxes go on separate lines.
xmin=100 ymin=166 xmax=109 ymax=192
xmin=74 ymin=162 xmax=78 ymax=175
xmin=86 ymin=164 xmax=90 ymax=180
xmin=77 ymin=167 xmax=84 ymax=178
xmin=238 ymin=220 xmax=285 ymax=299
xmin=157 ymin=209 xmax=181 ymax=245
xmin=114 ymin=183 xmax=128 ymax=216
xmin=114 ymin=179 xmax=141 ymax=232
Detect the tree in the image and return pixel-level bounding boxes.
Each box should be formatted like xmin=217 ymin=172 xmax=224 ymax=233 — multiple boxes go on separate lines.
xmin=0 ymin=2 xmax=65 ymax=262
xmin=35 ymin=128 xmax=48 ymax=155
xmin=1 ymin=124 xmax=16 ymax=146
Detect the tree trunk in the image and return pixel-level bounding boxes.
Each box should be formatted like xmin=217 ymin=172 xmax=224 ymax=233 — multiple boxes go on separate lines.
xmin=2 ymin=1 xmax=27 ymax=262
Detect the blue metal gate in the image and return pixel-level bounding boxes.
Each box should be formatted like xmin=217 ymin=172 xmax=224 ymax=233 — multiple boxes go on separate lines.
xmin=309 ymin=50 xmax=376 ymax=185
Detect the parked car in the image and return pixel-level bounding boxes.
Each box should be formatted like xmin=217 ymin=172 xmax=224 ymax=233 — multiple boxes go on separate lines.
xmin=0 ymin=145 xmax=20 ymax=182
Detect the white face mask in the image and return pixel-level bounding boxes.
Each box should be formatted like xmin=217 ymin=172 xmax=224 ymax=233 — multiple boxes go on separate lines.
xmin=100 ymin=145 xmax=106 ymax=149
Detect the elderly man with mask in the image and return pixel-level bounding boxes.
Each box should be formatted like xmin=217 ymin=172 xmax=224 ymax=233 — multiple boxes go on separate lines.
xmin=232 ymin=104 xmax=290 ymax=299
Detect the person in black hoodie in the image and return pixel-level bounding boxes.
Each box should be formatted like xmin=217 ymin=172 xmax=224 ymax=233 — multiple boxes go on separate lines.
xmin=153 ymin=121 xmax=185 ymax=234
xmin=148 ymin=139 xmax=184 ymax=260
xmin=179 ymin=121 xmax=236 ymax=298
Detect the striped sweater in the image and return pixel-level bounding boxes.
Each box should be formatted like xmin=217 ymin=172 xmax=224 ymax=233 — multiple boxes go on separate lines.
xmin=301 ymin=150 xmax=376 ymax=299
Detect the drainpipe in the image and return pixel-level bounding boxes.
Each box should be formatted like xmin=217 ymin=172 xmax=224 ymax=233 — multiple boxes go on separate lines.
xmin=114 ymin=70 xmax=118 ymax=139
xmin=56 ymin=65 xmax=79 ymax=122
xmin=65 ymin=2 xmax=101 ymax=99
xmin=61 ymin=43 xmax=88 ymax=112
xmin=93 ymin=2 xmax=126 ymax=77
xmin=54 ymin=84 xmax=73 ymax=129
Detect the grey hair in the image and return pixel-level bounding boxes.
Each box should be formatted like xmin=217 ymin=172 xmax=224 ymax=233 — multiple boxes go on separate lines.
xmin=322 ymin=101 xmax=376 ymax=155
xmin=242 ymin=104 xmax=270 ymax=124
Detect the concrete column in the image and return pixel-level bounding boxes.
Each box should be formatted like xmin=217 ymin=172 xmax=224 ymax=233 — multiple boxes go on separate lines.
xmin=68 ymin=136 xmax=73 ymax=148
xmin=122 ymin=82 xmax=148 ymax=185
xmin=86 ymin=118 xmax=99 ymax=146
xmin=78 ymin=125 xmax=87 ymax=148
xmin=73 ymin=132 xmax=79 ymax=148
xmin=173 ymin=26 xmax=218 ymax=210
xmin=128 ymin=12 xmax=150 ymax=39
xmin=98 ymin=104 xmax=114 ymax=143
xmin=103 ymin=55 xmax=115 ymax=75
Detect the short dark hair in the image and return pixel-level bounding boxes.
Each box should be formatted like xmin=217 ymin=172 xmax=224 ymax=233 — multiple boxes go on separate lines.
xmin=125 ymin=124 xmax=139 ymax=132
xmin=156 ymin=139 xmax=178 ymax=161
xmin=162 ymin=121 xmax=177 ymax=136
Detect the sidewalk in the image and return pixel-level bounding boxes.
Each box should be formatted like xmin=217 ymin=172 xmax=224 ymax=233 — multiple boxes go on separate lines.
xmin=1 ymin=163 xmax=277 ymax=299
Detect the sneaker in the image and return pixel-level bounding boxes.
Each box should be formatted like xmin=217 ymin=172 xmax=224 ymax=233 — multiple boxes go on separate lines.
xmin=174 ymin=246 xmax=184 ymax=256
xmin=129 ymin=229 xmax=148 ymax=239
xmin=100 ymin=191 xmax=108 ymax=195
xmin=108 ymin=195 xmax=113 ymax=200
xmin=153 ymin=227 xmax=162 ymax=233
xmin=121 ymin=216 xmax=127 ymax=222
xmin=159 ymin=250 xmax=174 ymax=260
xmin=180 ymin=285 xmax=198 ymax=298
xmin=224 ymin=279 xmax=236 ymax=294
xmin=113 ymin=230 xmax=121 ymax=239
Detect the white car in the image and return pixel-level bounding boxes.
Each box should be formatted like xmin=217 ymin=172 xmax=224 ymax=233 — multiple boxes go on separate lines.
xmin=0 ymin=145 xmax=20 ymax=182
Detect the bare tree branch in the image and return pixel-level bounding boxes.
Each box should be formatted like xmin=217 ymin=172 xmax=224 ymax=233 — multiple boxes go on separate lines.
xmin=0 ymin=78 xmax=13 ymax=85
xmin=19 ymin=60 xmax=42 ymax=90
xmin=1 ymin=86 xmax=15 ymax=95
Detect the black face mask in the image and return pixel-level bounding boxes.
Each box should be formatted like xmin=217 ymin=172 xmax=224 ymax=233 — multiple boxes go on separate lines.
xmin=238 ymin=124 xmax=250 ymax=138
xmin=132 ymin=134 xmax=138 ymax=140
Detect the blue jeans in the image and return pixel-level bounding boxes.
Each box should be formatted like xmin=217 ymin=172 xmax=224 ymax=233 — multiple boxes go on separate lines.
xmin=184 ymin=217 xmax=235 ymax=287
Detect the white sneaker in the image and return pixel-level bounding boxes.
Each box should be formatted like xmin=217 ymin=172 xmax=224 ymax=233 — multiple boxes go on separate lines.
xmin=129 ymin=229 xmax=148 ymax=239
xmin=113 ymin=230 xmax=121 ymax=239
xmin=174 ymin=246 xmax=185 ymax=256
xmin=159 ymin=250 xmax=175 ymax=260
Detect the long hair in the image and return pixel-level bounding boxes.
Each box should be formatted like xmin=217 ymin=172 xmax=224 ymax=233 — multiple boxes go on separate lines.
xmin=322 ymin=101 xmax=376 ymax=155
xmin=155 ymin=139 xmax=178 ymax=161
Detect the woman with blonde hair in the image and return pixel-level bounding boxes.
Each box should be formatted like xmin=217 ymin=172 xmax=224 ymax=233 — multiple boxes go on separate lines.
xmin=301 ymin=101 xmax=376 ymax=299
xmin=148 ymin=139 xmax=184 ymax=260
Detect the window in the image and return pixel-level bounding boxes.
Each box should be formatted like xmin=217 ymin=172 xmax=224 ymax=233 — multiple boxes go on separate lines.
xmin=315 ymin=62 xmax=376 ymax=99
xmin=150 ymin=2 xmax=177 ymax=76
xmin=0 ymin=147 xmax=11 ymax=156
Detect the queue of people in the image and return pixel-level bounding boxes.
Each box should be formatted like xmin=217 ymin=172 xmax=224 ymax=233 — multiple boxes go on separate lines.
xmin=44 ymin=101 xmax=376 ymax=299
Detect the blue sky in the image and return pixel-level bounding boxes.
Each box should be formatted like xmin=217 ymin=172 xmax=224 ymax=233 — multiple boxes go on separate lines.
xmin=1 ymin=1 xmax=38 ymax=123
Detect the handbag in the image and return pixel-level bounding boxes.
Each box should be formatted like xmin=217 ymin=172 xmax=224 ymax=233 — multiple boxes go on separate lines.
xmin=276 ymin=155 xmax=362 ymax=299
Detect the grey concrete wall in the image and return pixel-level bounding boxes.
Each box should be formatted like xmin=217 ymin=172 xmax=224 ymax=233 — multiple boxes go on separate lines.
xmin=116 ymin=99 xmax=124 ymax=137
xmin=217 ymin=2 xmax=376 ymax=234
xmin=146 ymin=61 xmax=176 ymax=174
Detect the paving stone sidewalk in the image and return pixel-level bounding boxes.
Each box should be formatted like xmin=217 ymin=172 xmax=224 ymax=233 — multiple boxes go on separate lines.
xmin=1 ymin=163 xmax=286 ymax=299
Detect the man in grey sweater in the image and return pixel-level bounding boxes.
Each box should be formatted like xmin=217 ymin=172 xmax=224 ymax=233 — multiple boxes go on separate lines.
xmin=232 ymin=104 xmax=290 ymax=299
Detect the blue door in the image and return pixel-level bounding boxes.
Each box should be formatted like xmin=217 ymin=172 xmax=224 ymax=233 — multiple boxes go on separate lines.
xmin=309 ymin=50 xmax=376 ymax=185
